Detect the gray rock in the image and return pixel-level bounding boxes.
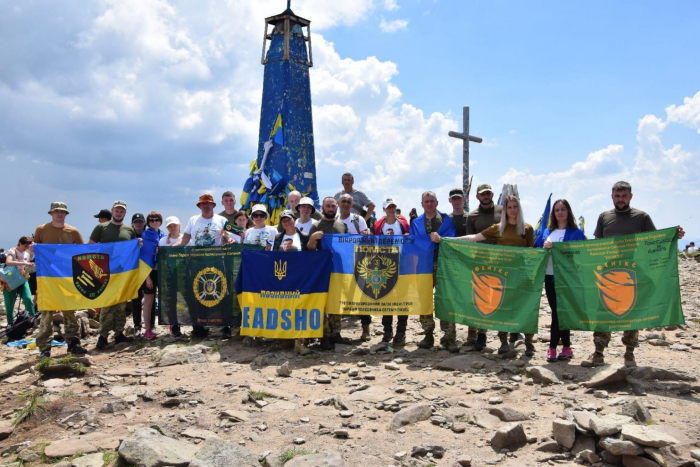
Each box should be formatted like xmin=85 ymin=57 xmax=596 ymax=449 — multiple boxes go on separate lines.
xmin=334 ymin=395 xmax=354 ymax=411
xmin=99 ymin=400 xmax=129 ymax=413
xmin=472 ymin=413 xmax=502 ymax=430
xmin=570 ymin=411 xmax=597 ymax=433
xmin=451 ymin=423 xmax=466 ymax=433
xmin=622 ymin=425 xmax=679 ymax=448
xmin=285 ymin=451 xmax=345 ymax=467
xmin=118 ymin=427 xmax=198 ymax=467
xmin=629 ymin=366 xmax=696 ymax=382
xmin=436 ymin=355 xmax=489 ymax=371
xmin=578 ymin=450 xmax=601 ymax=464
xmin=219 ymin=410 xmax=249 ymax=422
xmin=620 ymin=400 xmax=653 ymax=423
xmin=552 ymin=419 xmax=576 ymax=449
xmin=600 ymin=437 xmax=645 ymax=456
xmin=188 ymin=437 xmax=258 ymax=467
xmin=276 ymin=362 xmax=292 ymax=377
xmin=385 ymin=362 xmax=400 ymax=370
xmin=535 ymin=440 xmax=561 ymax=453
xmin=70 ymin=453 xmax=105 ymax=467
xmin=339 ymin=410 xmax=353 ymax=418
xmin=388 ymin=404 xmax=432 ymax=430
xmin=527 ymin=366 xmax=560 ymax=384
xmin=316 ymin=375 xmax=332 ymax=384
xmin=45 ymin=439 xmax=99 ymax=459
xmin=18 ymin=449 xmax=40 ymax=462
xmin=411 ymin=445 xmax=445 ymax=459
xmin=181 ymin=428 xmax=219 ymax=440
xmin=0 ymin=421 xmax=14 ymax=441
xmin=583 ymin=364 xmax=629 ymax=388
xmin=692 ymin=450 xmax=700 ymax=461
xmin=571 ymin=434 xmax=596 ymax=457
xmin=140 ymin=390 xmax=157 ymax=402
xmin=489 ymin=407 xmax=530 ymax=422
xmin=491 ymin=422 xmax=528 ymax=451
xmin=488 ymin=396 xmax=502 ymax=405
xmin=621 ymin=455 xmax=662 ymax=466
xmin=601 ymin=451 xmax=623 ymax=465
xmin=158 ymin=345 xmax=209 ymax=367
xmin=590 ymin=414 xmax=635 ymax=436
xmin=455 ymin=457 xmax=472 ymax=467
xmin=333 ymin=429 xmax=349 ymax=438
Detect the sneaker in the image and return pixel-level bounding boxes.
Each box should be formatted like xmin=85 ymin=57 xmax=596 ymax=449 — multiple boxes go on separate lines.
xmin=474 ymin=333 xmax=487 ymax=351
xmin=143 ymin=329 xmax=157 ymax=340
xmin=222 ymin=326 xmax=232 ymax=339
xmin=39 ymin=348 xmax=51 ymax=359
xmin=624 ymin=352 xmax=637 ymax=368
xmin=191 ymin=326 xmax=208 ymax=338
xmin=558 ymin=347 xmax=573 ymax=361
xmin=547 ymin=348 xmax=557 ymax=363
xmin=416 ymin=334 xmax=434 ymax=349
xmin=497 ymin=341 xmax=510 ymax=355
xmin=525 ymin=343 xmax=535 ymax=357
xmin=170 ymin=325 xmax=182 ymax=337
xmin=393 ymin=331 xmax=406 ymax=346
xmin=95 ymin=336 xmax=108 ymax=349
xmin=581 ymin=352 xmax=605 ymax=367
xmin=67 ymin=338 xmax=88 ymax=355
xmin=133 ymin=326 xmax=142 ymax=338
xmin=381 ymin=326 xmax=394 ymax=343
xmin=114 ymin=332 xmax=134 ymax=344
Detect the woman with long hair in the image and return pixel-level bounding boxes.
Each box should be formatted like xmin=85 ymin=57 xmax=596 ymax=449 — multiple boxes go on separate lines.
xmin=432 ymin=195 xmax=535 ymax=355
xmin=535 ymin=199 xmax=585 ymax=362
xmin=141 ymin=211 xmax=165 ymax=339
xmin=2 ymin=236 xmax=36 ymax=325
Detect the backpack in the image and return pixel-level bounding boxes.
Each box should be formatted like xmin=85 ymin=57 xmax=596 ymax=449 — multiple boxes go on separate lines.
xmin=1 ymin=310 xmax=36 ymax=341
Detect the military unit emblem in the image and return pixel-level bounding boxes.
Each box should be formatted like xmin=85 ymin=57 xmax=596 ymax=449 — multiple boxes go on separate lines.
xmin=72 ymin=254 xmax=110 ymax=300
xmin=595 ymin=269 xmax=637 ymax=318
xmin=193 ymin=266 xmax=227 ymax=308
xmin=472 ymin=271 xmax=505 ymax=317
xmin=354 ymin=246 xmax=399 ymax=300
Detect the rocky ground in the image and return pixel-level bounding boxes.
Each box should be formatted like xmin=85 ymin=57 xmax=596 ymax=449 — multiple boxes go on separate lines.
xmin=1 ymin=258 xmax=699 ymax=467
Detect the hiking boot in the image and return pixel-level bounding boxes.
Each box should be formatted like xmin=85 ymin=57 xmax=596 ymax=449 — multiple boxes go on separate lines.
xmin=67 ymin=338 xmax=88 ymax=355
xmin=95 ymin=336 xmax=108 ymax=349
xmin=547 ymin=348 xmax=557 ymax=362
xmin=221 ymin=326 xmax=232 ymax=339
xmin=443 ymin=339 xmax=459 ymax=354
xmin=497 ymin=340 xmax=510 ymax=355
xmin=295 ymin=339 xmax=311 ymax=355
xmin=381 ymin=325 xmax=394 ymax=343
xmin=39 ymin=348 xmax=51 ymax=359
xmin=114 ymin=332 xmax=133 ymax=344
xmin=474 ymin=333 xmax=487 ymax=351
xmin=170 ymin=325 xmax=182 ymax=337
xmin=191 ymin=326 xmax=208 ymax=338
xmin=393 ymin=330 xmax=406 ymax=346
xmin=320 ymin=337 xmax=335 ymax=351
xmin=624 ymin=351 xmax=637 ymax=368
xmin=416 ymin=333 xmax=434 ymax=349
xmin=360 ymin=324 xmax=371 ymax=342
xmin=558 ymin=347 xmax=573 ymax=361
xmin=331 ymin=334 xmax=352 ymax=345
xmin=509 ymin=333 xmax=524 ymax=349
xmin=581 ymin=352 xmax=605 ymax=367
xmin=524 ymin=343 xmax=535 ymax=357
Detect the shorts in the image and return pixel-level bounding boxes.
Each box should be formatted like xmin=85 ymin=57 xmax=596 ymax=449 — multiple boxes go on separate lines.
xmin=141 ymin=269 xmax=158 ymax=295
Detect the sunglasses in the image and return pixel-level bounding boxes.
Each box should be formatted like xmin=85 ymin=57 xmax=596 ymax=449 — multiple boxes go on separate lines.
xmin=148 ymin=219 xmax=161 ymax=223
xmin=251 ymin=213 xmax=267 ymax=218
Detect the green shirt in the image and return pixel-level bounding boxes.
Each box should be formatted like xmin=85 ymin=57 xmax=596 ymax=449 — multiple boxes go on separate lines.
xmin=218 ymin=210 xmax=237 ymax=224
xmin=449 ymin=213 xmax=468 ymax=237
xmin=89 ymin=222 xmax=136 ymax=243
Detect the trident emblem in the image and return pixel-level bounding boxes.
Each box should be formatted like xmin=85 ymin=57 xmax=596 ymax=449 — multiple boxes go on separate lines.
xmin=274 ymin=260 xmax=287 ymax=280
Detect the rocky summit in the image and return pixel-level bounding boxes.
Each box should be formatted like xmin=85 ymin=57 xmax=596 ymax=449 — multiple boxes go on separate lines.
xmin=1 ymin=258 xmax=699 ymax=466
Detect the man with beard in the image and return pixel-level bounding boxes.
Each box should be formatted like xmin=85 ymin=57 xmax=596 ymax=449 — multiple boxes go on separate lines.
xmin=89 ymin=200 xmax=136 ymax=349
xmin=582 ymin=181 xmax=684 ymax=368
xmin=465 ymin=183 xmax=503 ymax=351
xmin=308 ymin=197 xmax=348 ymax=350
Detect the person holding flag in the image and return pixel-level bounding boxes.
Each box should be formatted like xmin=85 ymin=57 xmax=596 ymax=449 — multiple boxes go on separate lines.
xmin=534 ymin=199 xmax=585 ymax=362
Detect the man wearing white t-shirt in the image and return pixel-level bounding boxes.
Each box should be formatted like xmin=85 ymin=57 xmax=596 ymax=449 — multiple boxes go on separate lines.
xmin=295 ymin=197 xmax=318 ymax=234
xmin=338 ymin=193 xmax=369 ymax=235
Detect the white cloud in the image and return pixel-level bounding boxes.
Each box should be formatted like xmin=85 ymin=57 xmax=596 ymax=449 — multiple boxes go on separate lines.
xmin=379 ymin=17 xmax=409 ymax=33
xmin=384 ymin=0 xmax=399 ymax=11
xmin=665 ymin=91 xmax=700 ymax=133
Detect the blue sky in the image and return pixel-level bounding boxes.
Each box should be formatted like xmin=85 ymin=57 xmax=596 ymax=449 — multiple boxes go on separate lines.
xmin=1 ymin=0 xmax=699 ymax=249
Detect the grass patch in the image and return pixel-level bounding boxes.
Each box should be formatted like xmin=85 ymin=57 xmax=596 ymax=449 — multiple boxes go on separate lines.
xmin=248 ymin=390 xmax=272 ymax=401
xmin=32 ymin=441 xmax=51 ymax=463
xmin=209 ymin=345 xmax=220 ymax=352
xmin=645 ymin=419 xmax=658 ymax=425
xmin=59 ymin=390 xmax=75 ymax=398
xmin=34 ymin=357 xmax=52 ymax=372
xmin=34 ymin=356 xmax=86 ymax=375
xmin=278 ymin=447 xmax=318 ymax=465
xmin=13 ymin=389 xmax=45 ymax=427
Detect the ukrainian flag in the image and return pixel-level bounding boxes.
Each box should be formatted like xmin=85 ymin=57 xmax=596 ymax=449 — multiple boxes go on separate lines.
xmin=236 ymin=250 xmax=332 ymax=338
xmin=321 ymin=235 xmax=435 ymax=315
xmin=35 ymin=239 xmax=152 ymax=311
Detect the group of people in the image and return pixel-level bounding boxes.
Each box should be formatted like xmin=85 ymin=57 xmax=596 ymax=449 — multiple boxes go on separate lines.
xmin=0 ymin=174 xmax=686 ymax=368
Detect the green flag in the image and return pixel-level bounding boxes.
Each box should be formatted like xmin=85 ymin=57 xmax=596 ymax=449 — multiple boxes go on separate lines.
xmin=158 ymin=244 xmax=263 ymax=326
xmin=552 ymin=228 xmax=683 ymax=332
xmin=435 ymin=239 xmax=547 ymax=334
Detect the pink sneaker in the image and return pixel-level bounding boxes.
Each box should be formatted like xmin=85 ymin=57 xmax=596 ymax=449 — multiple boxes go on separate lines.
xmin=558 ymin=347 xmax=573 ymax=360
xmin=144 ymin=329 xmax=157 ymax=340
xmin=546 ymin=348 xmax=557 ymax=362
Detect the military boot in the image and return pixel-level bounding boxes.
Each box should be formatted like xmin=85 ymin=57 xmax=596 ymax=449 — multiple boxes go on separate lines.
xmin=623 ymin=351 xmax=637 ymax=368
xmin=581 ymin=351 xmax=606 ymax=367
xmin=509 ymin=333 xmax=524 ymax=349
xmin=320 ymin=336 xmax=335 ymax=351
xmin=295 ymin=339 xmax=311 ymax=355
xmin=443 ymin=338 xmax=459 ymax=354
xmin=360 ymin=324 xmax=371 ymax=342
xmin=474 ymin=333 xmax=487 ymax=351
xmin=393 ymin=324 xmax=406 ymax=346
xmin=67 ymin=338 xmax=88 ymax=355
xmin=417 ymin=332 xmax=434 ymax=349
xmin=114 ymin=332 xmax=133 ymax=344
xmin=524 ymin=343 xmax=535 ymax=357
xmin=381 ymin=324 xmax=394 ymax=343
xmin=497 ymin=338 xmax=510 ymax=355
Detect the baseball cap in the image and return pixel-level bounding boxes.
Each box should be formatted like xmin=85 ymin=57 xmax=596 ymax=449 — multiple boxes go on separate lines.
xmin=296 ymin=197 xmax=316 ymax=214
xmin=48 ymin=202 xmax=69 ymax=214
xmin=196 ymin=194 xmax=216 ymax=207
xmin=94 ymin=209 xmax=111 ymax=220
xmin=279 ymin=210 xmax=295 ymax=220
xmin=383 ymin=197 xmax=397 ymax=209
xmin=113 ymin=200 xmax=127 ymax=209
xmin=477 ymin=183 xmax=493 ymax=194
xmin=251 ymin=204 xmax=268 ymax=216
xmin=131 ymin=213 xmax=146 ymax=223
xmin=165 ymin=216 xmax=180 ymax=227
xmin=448 ymin=188 xmax=464 ymax=199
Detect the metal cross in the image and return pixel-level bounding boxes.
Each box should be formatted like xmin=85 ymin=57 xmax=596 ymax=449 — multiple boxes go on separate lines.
xmin=448 ymin=106 xmax=483 ymax=212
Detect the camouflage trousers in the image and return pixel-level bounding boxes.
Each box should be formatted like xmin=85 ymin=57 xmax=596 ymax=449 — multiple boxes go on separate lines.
xmin=466 ymin=327 xmax=485 ymax=344
xmin=99 ymin=302 xmax=127 ymax=338
xmin=324 ymin=314 xmax=342 ymax=336
xmin=419 ymin=314 xmax=456 ymax=341
xmin=497 ymin=332 xmax=534 ymax=344
xmin=593 ymin=330 xmax=639 ymax=352
xmin=37 ymin=310 xmax=79 ymax=351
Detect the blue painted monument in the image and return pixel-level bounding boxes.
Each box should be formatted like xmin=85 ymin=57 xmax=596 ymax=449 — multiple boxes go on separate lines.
xmin=241 ymin=1 xmax=318 ymax=225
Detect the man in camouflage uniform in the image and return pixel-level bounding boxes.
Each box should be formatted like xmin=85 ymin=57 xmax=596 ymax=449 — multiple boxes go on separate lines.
xmin=88 ymin=200 xmax=136 ymax=349
xmin=582 ymin=181 xmax=685 ymax=368
xmin=34 ymin=202 xmax=88 ymax=358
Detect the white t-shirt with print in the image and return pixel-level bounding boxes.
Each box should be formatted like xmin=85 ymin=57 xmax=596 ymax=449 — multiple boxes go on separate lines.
xmin=244 ymin=226 xmax=278 ymax=247
xmin=545 ymin=229 xmax=566 ymax=275
xmin=381 ymin=220 xmax=403 ymax=236
xmin=159 ymin=234 xmax=184 ymax=247
xmin=295 ymin=218 xmax=316 ymax=234
xmin=279 ymin=233 xmax=302 ymax=251
xmin=339 ymin=214 xmax=367 ymax=234
xmin=184 ymin=214 xmax=228 ymax=247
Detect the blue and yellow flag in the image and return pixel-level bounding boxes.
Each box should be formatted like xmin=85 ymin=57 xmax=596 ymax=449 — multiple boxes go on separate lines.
xmin=270 ymin=113 xmax=284 ymax=146
xmin=533 ymin=193 xmax=552 ymax=246
xmin=321 ymin=235 xmax=434 ymax=315
xmin=35 ymin=239 xmax=152 ymax=311
xmin=236 ymin=250 xmax=332 ymax=338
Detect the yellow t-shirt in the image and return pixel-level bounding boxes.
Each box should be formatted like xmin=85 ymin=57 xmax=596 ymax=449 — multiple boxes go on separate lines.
xmin=481 ymin=223 xmax=534 ymax=248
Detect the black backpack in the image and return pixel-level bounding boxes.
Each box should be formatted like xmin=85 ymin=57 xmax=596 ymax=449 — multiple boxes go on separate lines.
xmin=1 ymin=310 xmax=36 ymax=341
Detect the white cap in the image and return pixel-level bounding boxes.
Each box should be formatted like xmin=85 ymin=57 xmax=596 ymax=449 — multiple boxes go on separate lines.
xmin=383 ymin=197 xmax=397 ymax=209
xmin=251 ymin=204 xmax=268 ymax=216
xmin=165 ymin=216 xmax=180 ymax=227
